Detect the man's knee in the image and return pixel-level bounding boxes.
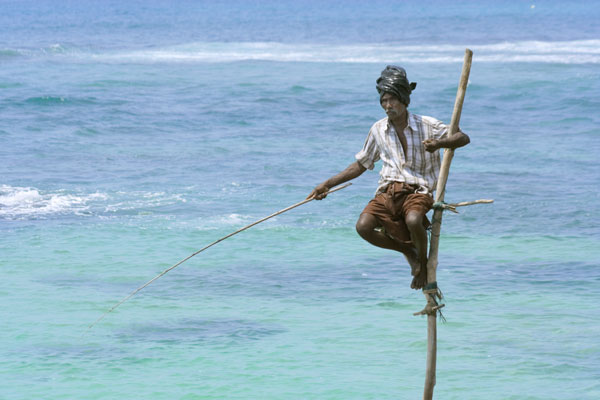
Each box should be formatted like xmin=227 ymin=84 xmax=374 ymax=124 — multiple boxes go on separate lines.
xmin=405 ymin=211 xmax=424 ymax=231
xmin=356 ymin=213 xmax=377 ymax=238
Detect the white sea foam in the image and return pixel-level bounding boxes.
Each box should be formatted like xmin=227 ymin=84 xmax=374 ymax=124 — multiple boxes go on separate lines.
xmin=222 ymin=213 xmax=248 ymax=225
xmin=103 ymin=191 xmax=187 ymax=213
xmin=6 ymin=40 xmax=600 ymax=64
xmin=94 ymin=40 xmax=600 ymax=64
xmin=0 ymin=185 xmax=105 ymax=220
xmin=190 ymin=213 xmax=281 ymax=231
xmin=0 ymin=186 xmax=194 ymax=219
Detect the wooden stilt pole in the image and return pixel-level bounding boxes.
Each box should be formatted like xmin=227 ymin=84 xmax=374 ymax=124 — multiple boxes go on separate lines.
xmin=421 ymin=49 xmax=473 ymax=400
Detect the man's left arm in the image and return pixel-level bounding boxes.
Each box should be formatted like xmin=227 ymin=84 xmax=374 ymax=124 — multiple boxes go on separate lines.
xmin=423 ymin=130 xmax=470 ymax=152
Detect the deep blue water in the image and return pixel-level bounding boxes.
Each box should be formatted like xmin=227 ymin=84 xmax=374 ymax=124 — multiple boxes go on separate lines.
xmin=1 ymin=1 xmax=599 ymax=399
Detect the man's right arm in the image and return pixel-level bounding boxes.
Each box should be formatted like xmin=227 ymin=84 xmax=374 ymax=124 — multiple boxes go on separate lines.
xmin=307 ymin=161 xmax=367 ymax=200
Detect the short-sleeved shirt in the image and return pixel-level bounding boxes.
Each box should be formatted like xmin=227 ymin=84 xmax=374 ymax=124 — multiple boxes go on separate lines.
xmin=355 ymin=112 xmax=448 ymax=195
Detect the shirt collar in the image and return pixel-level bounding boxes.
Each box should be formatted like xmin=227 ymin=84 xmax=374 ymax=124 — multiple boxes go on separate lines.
xmin=385 ymin=111 xmax=417 ymax=132
xmin=407 ymin=111 xmax=418 ymax=132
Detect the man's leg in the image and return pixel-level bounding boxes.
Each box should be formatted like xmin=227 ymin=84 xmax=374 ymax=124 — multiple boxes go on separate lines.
xmin=405 ymin=210 xmax=428 ymax=289
xmin=356 ymin=213 xmax=420 ymax=270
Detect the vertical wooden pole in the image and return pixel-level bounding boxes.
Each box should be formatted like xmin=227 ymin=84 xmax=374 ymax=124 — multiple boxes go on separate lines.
xmin=422 ymin=49 xmax=473 ymax=400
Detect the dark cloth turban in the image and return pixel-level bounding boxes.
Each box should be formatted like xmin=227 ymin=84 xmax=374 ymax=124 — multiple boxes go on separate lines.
xmin=376 ymin=65 xmax=417 ymax=106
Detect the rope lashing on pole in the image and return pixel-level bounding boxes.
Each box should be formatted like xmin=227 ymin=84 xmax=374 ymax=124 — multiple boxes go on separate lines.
xmin=414 ymin=282 xmax=445 ymax=321
xmin=84 ymin=183 xmax=352 ymax=336
xmin=433 ymin=199 xmax=494 ymax=213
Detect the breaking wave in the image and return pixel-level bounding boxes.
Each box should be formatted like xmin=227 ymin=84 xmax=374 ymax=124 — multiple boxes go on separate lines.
xmin=0 ymin=185 xmax=104 ymax=220
xmin=0 ymin=186 xmax=188 ymax=220
xmin=4 ymin=40 xmax=600 ymax=64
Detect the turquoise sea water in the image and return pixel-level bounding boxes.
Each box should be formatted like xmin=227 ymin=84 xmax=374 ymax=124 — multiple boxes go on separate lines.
xmin=1 ymin=1 xmax=599 ymax=399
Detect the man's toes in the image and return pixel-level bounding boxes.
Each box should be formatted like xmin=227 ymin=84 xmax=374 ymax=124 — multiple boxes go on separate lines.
xmin=411 ymin=276 xmax=421 ymax=290
xmin=410 ymin=274 xmax=426 ymax=290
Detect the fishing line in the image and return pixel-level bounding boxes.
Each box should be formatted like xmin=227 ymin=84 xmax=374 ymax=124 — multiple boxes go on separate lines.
xmin=84 ymin=183 xmax=351 ymax=335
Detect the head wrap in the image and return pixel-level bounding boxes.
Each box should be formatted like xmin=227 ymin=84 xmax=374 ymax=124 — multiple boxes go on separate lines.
xmin=376 ymin=65 xmax=417 ymax=106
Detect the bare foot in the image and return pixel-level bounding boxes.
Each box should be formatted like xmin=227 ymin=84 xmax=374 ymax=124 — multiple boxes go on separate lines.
xmin=405 ymin=249 xmax=421 ymax=277
xmin=410 ymin=265 xmax=428 ymax=290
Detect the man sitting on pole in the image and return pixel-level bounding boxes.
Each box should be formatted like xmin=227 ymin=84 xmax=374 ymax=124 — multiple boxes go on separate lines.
xmin=308 ymin=65 xmax=470 ymax=289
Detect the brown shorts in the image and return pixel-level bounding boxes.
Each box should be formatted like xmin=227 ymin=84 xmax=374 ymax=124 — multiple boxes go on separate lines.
xmin=361 ymin=182 xmax=433 ymax=244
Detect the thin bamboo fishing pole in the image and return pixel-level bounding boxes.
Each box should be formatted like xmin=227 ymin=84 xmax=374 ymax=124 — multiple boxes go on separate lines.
xmin=84 ymin=182 xmax=352 ymax=335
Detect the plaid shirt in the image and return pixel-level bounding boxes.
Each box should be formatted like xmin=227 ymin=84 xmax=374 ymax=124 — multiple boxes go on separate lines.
xmin=355 ymin=112 xmax=448 ymax=195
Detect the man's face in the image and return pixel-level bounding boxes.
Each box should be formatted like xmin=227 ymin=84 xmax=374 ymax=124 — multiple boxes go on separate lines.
xmin=380 ymin=93 xmax=406 ymax=119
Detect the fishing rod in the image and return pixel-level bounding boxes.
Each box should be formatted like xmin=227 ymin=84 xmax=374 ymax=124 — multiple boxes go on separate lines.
xmin=84 ymin=183 xmax=352 ymax=335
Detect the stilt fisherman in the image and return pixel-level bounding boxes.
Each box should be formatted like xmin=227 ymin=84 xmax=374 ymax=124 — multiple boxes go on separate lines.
xmin=308 ymin=66 xmax=470 ymax=289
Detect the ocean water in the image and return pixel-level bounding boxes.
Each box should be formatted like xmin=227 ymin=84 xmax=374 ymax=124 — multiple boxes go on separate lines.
xmin=1 ymin=1 xmax=599 ymax=399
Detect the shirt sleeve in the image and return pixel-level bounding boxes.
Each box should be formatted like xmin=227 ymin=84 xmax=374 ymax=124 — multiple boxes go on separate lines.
xmin=432 ymin=119 xmax=449 ymax=140
xmin=355 ymin=127 xmax=380 ymax=170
